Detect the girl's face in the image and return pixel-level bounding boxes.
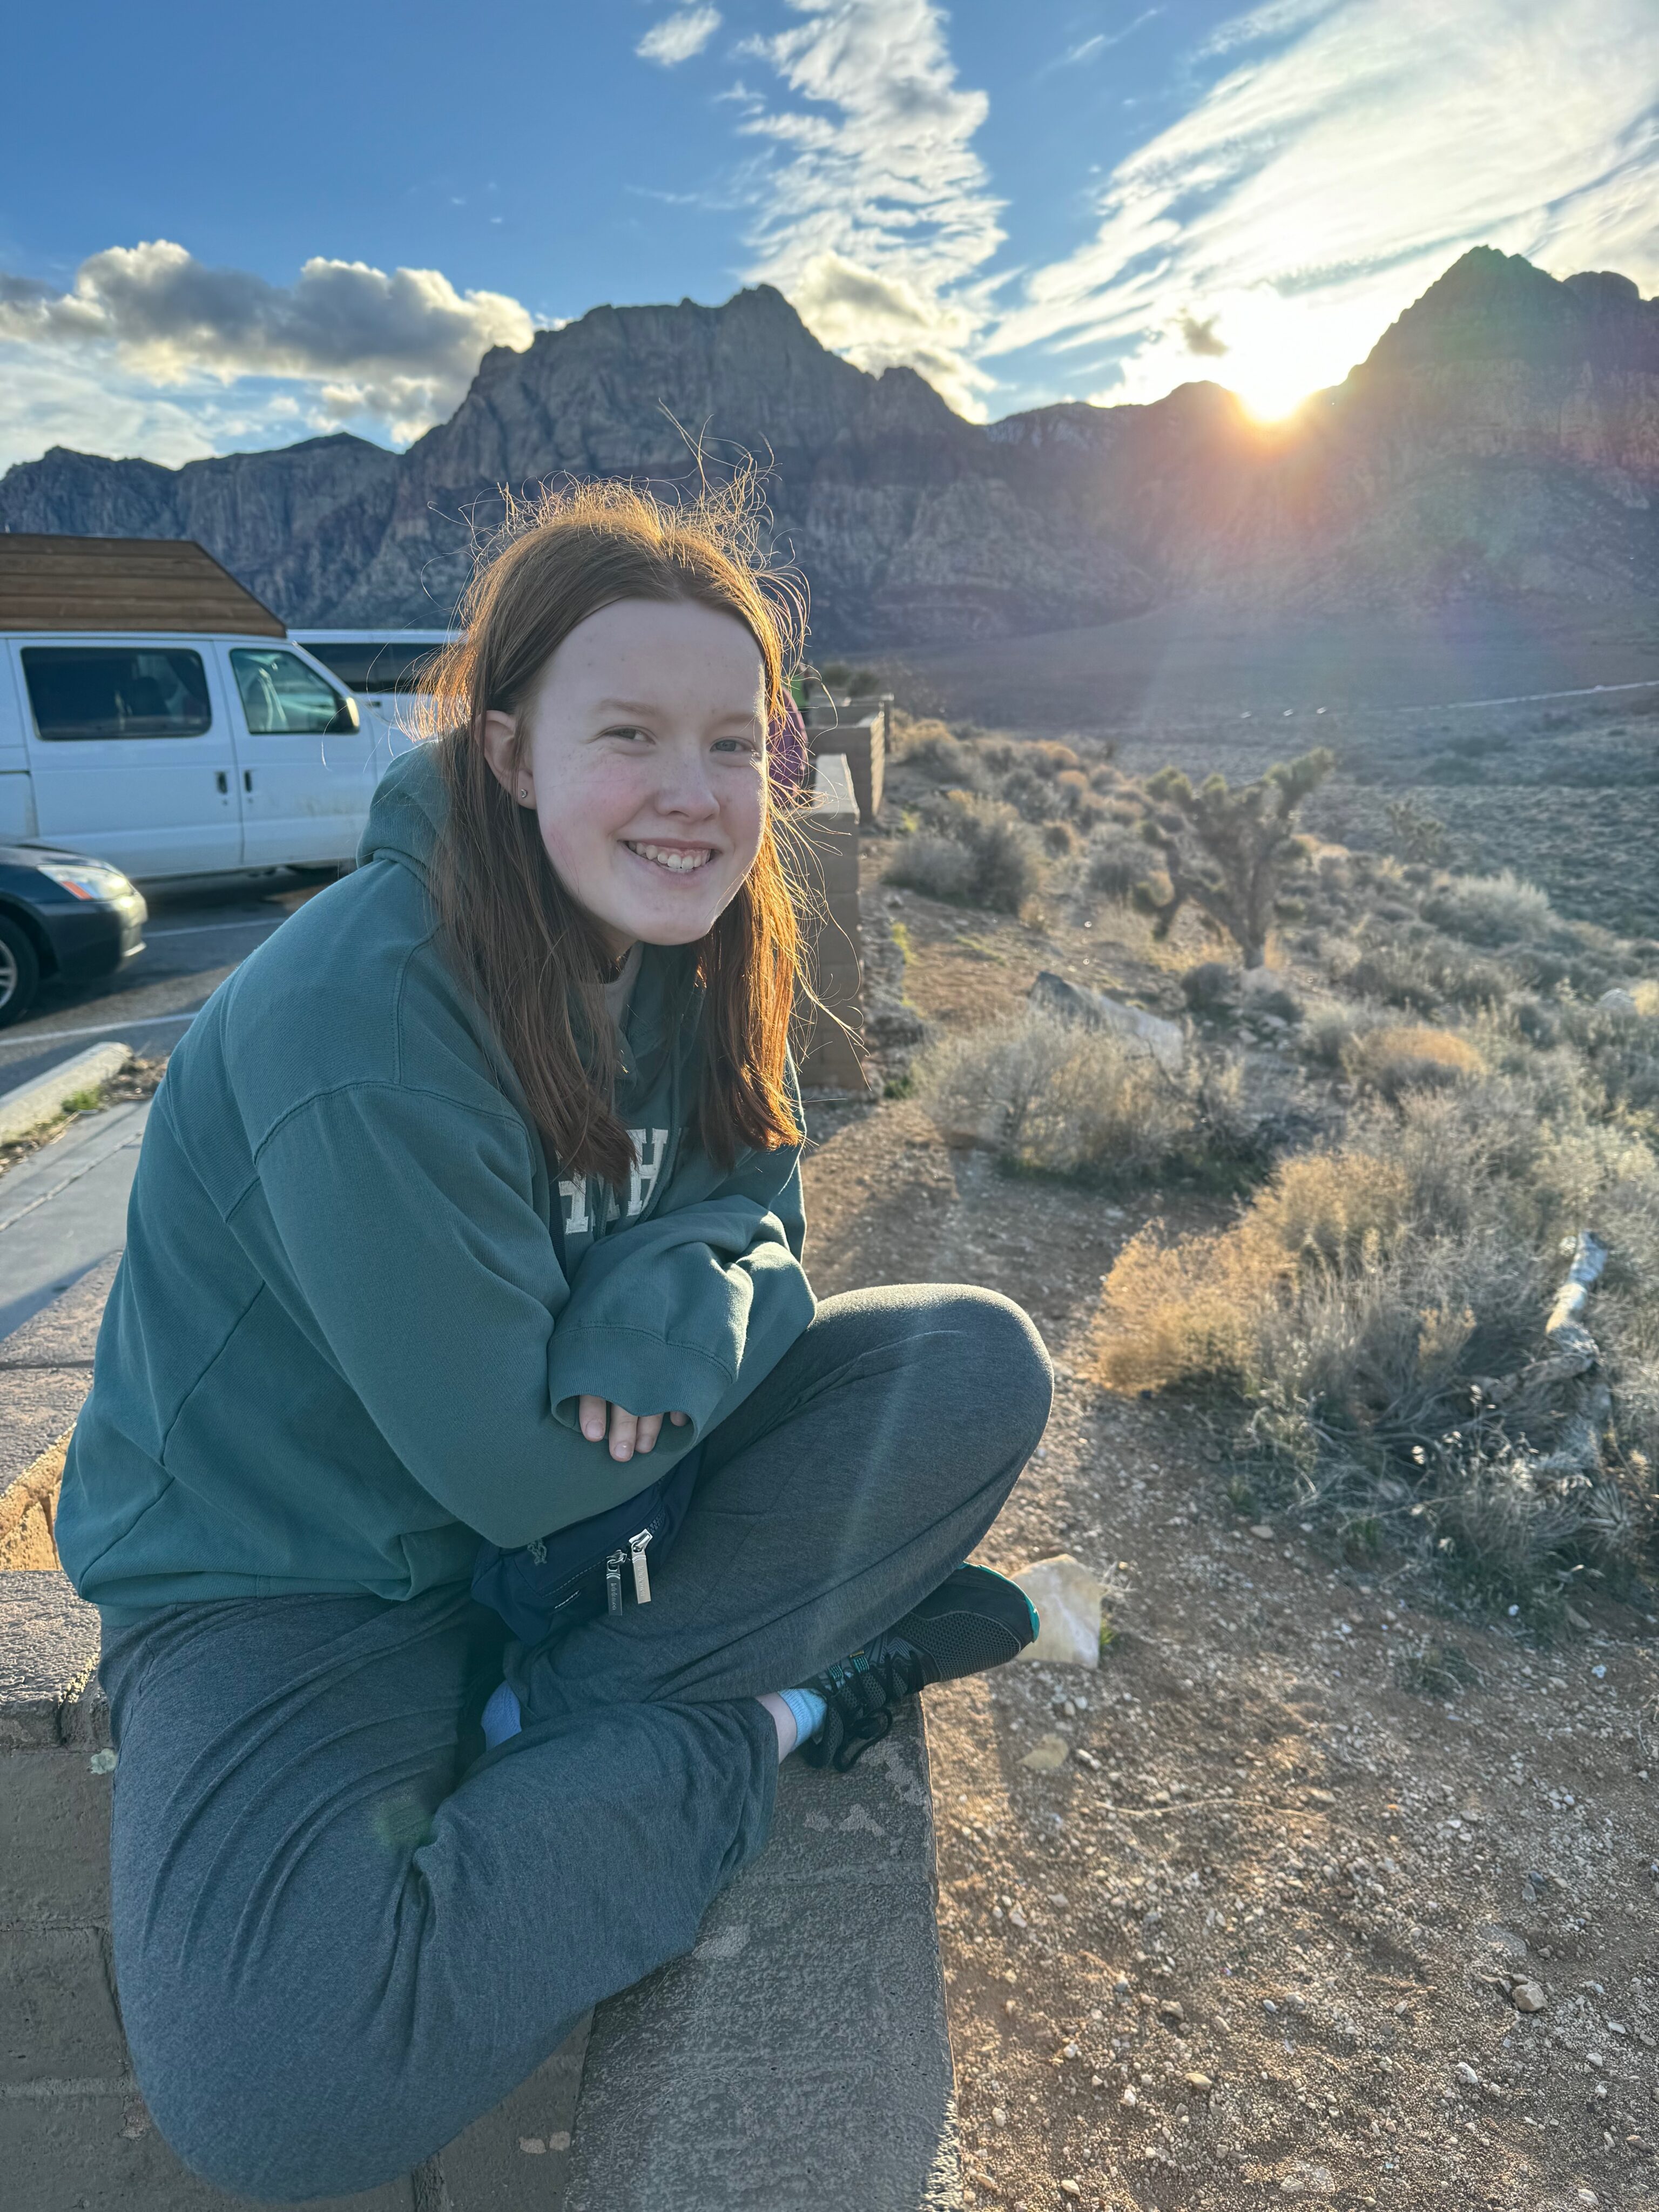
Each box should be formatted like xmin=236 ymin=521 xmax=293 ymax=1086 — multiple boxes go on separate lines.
xmin=482 ymin=597 xmax=768 ymax=960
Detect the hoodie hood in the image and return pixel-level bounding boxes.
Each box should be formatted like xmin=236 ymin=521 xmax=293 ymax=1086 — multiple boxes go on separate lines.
xmin=359 ymin=740 xmax=447 ymax=883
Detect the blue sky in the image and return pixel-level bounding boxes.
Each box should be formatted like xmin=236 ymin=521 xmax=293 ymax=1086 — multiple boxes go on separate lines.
xmin=1 ymin=0 xmax=1654 ymax=470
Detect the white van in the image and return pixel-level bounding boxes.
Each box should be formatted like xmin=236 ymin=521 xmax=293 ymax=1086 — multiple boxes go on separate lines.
xmin=294 ymin=630 xmax=453 ymax=752
xmin=0 ymin=630 xmax=407 ymax=880
xmin=0 ymin=535 xmax=430 ymax=881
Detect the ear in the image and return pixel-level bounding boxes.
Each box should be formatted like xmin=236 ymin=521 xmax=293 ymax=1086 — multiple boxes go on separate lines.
xmin=481 ymin=710 xmax=535 ymax=807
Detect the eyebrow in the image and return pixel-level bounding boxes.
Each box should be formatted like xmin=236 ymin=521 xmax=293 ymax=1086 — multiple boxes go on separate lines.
xmin=592 ymin=697 xmax=763 ymax=725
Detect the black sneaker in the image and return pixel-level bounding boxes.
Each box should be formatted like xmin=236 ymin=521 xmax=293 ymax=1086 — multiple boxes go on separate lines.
xmin=798 ymin=1564 xmax=1038 ymax=1772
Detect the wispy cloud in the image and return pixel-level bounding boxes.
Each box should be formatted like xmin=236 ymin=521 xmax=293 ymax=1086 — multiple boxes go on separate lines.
xmin=636 ymin=8 xmax=723 ymax=66
xmin=993 ymin=0 xmax=1659 ymax=416
xmin=1041 ymin=10 xmax=1162 ymax=77
xmin=734 ymin=0 xmax=1004 ymax=417
xmin=0 ymin=241 xmax=534 ymax=448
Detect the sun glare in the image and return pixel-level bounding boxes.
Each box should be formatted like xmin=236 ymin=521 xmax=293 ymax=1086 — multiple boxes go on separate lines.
xmin=1232 ymin=360 xmax=1318 ymax=422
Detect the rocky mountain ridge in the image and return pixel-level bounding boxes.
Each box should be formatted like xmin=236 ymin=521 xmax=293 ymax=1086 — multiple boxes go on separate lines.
xmin=1 ymin=248 xmax=1654 ymax=646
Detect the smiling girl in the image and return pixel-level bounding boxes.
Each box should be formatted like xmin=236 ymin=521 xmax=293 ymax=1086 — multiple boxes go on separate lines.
xmin=55 ymin=483 xmax=1051 ymax=2202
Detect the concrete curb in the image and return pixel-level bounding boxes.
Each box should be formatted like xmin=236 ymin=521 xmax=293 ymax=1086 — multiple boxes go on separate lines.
xmin=0 ymin=1043 xmax=133 ymax=1144
xmin=563 ymin=1700 xmax=962 ymax=2212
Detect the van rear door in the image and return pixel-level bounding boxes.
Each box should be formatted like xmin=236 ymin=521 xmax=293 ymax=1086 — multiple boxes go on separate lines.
xmin=17 ymin=636 xmax=242 ymax=876
xmin=221 ymin=643 xmax=376 ymax=866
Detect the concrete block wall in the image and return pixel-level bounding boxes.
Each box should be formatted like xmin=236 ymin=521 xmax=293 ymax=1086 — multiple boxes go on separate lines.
xmin=805 ymin=705 xmax=886 ymax=828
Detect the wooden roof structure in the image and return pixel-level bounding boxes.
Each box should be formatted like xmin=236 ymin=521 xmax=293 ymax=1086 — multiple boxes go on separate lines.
xmin=0 ymin=535 xmax=285 ymax=635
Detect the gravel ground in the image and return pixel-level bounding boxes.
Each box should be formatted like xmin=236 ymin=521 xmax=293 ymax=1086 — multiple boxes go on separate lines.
xmin=799 ymin=852 xmax=1659 ymax=2212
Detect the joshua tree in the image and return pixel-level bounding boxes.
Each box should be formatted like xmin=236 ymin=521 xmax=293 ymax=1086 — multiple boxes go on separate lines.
xmin=1135 ymin=748 xmax=1334 ymax=968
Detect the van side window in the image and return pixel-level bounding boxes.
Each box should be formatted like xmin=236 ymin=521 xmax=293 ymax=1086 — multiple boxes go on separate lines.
xmin=231 ymin=649 xmax=343 ymax=735
xmin=22 ymin=648 xmax=212 ymax=741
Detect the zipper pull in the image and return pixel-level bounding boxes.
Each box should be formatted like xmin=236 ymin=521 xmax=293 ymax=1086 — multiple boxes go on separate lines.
xmin=606 ymin=1550 xmax=624 ymax=1613
xmin=630 ymin=1529 xmax=653 ymax=1604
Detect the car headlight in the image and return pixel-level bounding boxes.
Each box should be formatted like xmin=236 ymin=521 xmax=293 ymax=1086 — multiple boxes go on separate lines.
xmin=35 ymin=859 xmax=141 ymax=906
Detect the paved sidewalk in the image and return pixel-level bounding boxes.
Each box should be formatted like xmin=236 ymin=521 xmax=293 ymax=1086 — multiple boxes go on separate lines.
xmin=0 ymin=1102 xmax=150 ymax=1341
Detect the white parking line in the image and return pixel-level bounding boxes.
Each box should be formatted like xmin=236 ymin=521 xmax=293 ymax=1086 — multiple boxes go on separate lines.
xmin=0 ymin=1010 xmax=202 ymax=1050
xmin=145 ymin=919 xmax=282 ymax=940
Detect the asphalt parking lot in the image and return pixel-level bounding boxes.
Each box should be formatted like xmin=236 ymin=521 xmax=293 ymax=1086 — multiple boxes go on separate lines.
xmin=0 ymin=870 xmax=325 ymax=1094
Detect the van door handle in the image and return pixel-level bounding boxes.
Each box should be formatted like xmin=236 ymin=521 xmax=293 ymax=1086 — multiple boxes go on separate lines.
xmin=243 ymin=770 xmax=253 ymax=793
xmin=215 ymin=771 xmax=228 ymax=794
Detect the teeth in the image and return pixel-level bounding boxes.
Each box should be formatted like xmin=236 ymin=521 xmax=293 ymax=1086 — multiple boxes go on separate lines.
xmin=628 ymin=842 xmax=712 ymax=875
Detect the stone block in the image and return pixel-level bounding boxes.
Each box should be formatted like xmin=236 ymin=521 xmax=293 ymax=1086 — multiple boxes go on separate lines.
xmin=563 ymin=1701 xmax=959 ymax=2211
xmin=3 ymin=2086 xmax=417 ymax=2212
xmin=1011 ymin=1554 xmax=1102 ymax=1669
xmin=0 ymin=1921 xmax=127 ymax=2084
xmin=430 ymin=2016 xmax=590 ymax=2209
xmin=0 ymin=1749 xmax=113 ymax=1921
xmin=0 ymin=1570 xmax=103 ymax=1748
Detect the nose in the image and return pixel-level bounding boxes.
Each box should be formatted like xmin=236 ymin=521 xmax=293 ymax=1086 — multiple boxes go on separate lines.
xmin=652 ymin=741 xmax=720 ymax=824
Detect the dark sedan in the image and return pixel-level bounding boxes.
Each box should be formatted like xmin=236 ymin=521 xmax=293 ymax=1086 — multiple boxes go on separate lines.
xmin=0 ymin=845 xmax=147 ymax=1028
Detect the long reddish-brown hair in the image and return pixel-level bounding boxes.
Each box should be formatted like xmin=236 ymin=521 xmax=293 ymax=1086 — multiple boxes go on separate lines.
xmin=421 ymin=477 xmax=808 ymax=1188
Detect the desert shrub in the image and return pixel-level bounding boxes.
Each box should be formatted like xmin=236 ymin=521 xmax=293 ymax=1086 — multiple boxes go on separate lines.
xmin=1344 ymin=1024 xmax=1485 ymax=1101
xmin=885 ymin=792 xmax=1042 ymax=914
xmin=1303 ymin=1002 xmax=1368 ymax=1068
xmin=975 ymin=737 xmax=1019 ymax=773
xmin=1056 ymin=768 xmax=1091 ymax=812
xmin=1422 ymin=869 xmax=1555 ymax=947
xmin=899 ymin=724 xmax=983 ymax=787
xmin=1024 ymin=740 xmax=1082 ymax=778
xmin=1088 ymin=831 xmax=1155 ymax=901
xmin=847 ymin=668 xmax=881 ymax=697
xmin=1090 ymin=763 xmax=1125 ymax=793
xmin=1041 ymin=820 xmax=1078 ymax=857
xmin=882 ymin=835 xmax=976 ymax=903
xmin=1341 ymin=934 xmax=1512 ymax=1015
xmin=918 ymin=1010 xmax=1196 ymax=1186
xmin=1089 ymin=1048 xmax=1659 ymax=1607
xmin=1182 ymin=961 xmax=1237 ymax=1014
xmin=818 ymin=661 xmax=850 ymax=687
xmin=998 ymin=766 xmax=1064 ymax=823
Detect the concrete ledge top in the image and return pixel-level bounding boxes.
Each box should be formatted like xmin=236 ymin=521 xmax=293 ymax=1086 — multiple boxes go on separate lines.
xmin=0 ymin=1568 xmax=105 ymax=1749
xmin=563 ymin=1698 xmax=960 ymax=2212
xmin=808 ymin=751 xmax=858 ymax=823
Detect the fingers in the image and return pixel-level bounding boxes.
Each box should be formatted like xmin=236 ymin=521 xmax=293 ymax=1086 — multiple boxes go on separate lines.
xmin=606 ymin=1405 xmax=640 ymax=1461
xmin=633 ymin=1412 xmax=664 ymax=1454
xmin=578 ymin=1403 xmax=690 ymax=1459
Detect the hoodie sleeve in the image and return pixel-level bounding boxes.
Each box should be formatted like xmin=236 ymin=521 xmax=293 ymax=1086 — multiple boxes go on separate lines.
xmin=250 ymin=1082 xmax=811 ymax=1549
xmin=546 ymin=1134 xmax=813 ymax=1432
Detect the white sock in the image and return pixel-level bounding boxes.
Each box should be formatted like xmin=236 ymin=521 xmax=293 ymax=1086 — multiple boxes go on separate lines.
xmin=758 ymin=1686 xmax=828 ymax=1759
xmin=481 ymin=1680 xmax=523 ymax=1748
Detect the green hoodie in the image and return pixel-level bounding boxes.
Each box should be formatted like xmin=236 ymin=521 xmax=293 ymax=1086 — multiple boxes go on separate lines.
xmin=55 ymin=745 xmax=815 ymax=1614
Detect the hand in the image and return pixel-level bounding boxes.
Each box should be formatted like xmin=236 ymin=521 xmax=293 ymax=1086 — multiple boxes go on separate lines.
xmin=577 ymin=1400 xmax=690 ymax=1462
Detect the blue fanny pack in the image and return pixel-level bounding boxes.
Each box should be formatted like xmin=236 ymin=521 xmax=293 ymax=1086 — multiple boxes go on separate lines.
xmin=470 ymin=1441 xmax=703 ymax=1645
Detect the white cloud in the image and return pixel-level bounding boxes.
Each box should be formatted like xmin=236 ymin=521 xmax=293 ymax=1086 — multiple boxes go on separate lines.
xmin=0 ymin=241 xmax=535 ymax=450
xmin=737 ymin=0 xmax=1004 ymax=417
xmin=637 ymin=8 xmax=723 ymax=66
xmin=992 ymin=0 xmax=1659 ymax=416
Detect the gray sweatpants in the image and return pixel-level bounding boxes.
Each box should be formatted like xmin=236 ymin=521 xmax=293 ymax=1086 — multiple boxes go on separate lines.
xmin=98 ymin=1284 xmax=1051 ymax=2201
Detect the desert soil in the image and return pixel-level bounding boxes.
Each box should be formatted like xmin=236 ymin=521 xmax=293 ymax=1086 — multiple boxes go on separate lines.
xmin=797 ymin=850 xmax=1659 ymax=2212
